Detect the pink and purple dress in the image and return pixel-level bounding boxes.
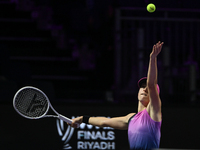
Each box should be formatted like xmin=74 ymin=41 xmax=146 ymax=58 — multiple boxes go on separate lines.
xmin=128 ymin=109 xmax=161 ymax=150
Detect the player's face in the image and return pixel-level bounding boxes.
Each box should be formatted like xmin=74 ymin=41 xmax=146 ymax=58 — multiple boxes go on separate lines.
xmin=138 ymin=83 xmax=149 ymax=103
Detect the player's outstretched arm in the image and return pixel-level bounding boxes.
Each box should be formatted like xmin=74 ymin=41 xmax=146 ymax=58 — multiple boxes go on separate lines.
xmin=70 ymin=113 xmax=135 ymax=130
xmin=147 ymin=41 xmax=164 ymax=121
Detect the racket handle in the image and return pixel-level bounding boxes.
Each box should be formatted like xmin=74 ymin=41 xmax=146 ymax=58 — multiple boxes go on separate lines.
xmin=58 ymin=114 xmax=72 ymax=124
xmin=58 ymin=114 xmax=80 ymax=128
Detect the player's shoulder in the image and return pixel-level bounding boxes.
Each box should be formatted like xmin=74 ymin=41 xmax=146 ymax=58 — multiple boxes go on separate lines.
xmin=125 ymin=113 xmax=136 ymax=123
xmin=126 ymin=113 xmax=136 ymax=117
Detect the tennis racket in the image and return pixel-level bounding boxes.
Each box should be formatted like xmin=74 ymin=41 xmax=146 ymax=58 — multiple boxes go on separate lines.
xmin=13 ymin=86 xmax=79 ymax=127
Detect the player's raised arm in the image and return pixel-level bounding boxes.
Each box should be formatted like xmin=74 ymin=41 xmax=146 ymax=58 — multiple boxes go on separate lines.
xmin=70 ymin=113 xmax=135 ymax=130
xmin=147 ymin=41 xmax=164 ymax=121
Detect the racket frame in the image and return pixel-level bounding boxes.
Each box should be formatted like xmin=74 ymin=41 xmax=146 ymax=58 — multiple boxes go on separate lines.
xmin=13 ymin=86 xmax=73 ymax=124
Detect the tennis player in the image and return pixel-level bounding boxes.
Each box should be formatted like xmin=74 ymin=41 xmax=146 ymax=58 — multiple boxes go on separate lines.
xmin=70 ymin=41 xmax=164 ymax=150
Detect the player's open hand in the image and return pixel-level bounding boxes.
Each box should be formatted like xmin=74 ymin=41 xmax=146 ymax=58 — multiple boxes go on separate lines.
xmin=150 ymin=41 xmax=164 ymax=59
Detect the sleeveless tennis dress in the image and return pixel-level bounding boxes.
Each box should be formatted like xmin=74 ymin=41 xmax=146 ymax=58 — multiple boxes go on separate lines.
xmin=128 ymin=109 xmax=161 ymax=150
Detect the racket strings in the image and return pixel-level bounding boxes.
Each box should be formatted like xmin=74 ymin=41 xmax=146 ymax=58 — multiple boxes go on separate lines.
xmin=14 ymin=88 xmax=48 ymax=118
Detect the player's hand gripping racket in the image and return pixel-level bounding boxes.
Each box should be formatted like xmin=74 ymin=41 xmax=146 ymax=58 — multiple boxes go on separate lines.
xmin=13 ymin=86 xmax=79 ymax=127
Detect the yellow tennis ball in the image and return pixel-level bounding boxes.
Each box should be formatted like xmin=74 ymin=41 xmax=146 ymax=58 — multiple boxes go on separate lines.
xmin=147 ymin=3 xmax=156 ymax=13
